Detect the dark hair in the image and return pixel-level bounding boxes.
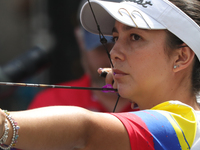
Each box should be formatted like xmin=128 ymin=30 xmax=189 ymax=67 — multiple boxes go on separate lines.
xmin=166 ymin=0 xmax=200 ymax=95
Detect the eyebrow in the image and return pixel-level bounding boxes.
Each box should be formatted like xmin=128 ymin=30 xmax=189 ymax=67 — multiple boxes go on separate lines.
xmin=112 ymin=25 xmax=134 ymax=34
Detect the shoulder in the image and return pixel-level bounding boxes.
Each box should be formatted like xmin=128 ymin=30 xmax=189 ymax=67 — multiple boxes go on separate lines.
xmin=112 ymin=105 xmax=197 ymax=150
xmin=192 ymin=111 xmax=200 ymax=149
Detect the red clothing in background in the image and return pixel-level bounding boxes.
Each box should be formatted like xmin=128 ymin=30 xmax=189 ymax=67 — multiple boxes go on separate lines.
xmin=28 ymin=74 xmax=132 ymax=112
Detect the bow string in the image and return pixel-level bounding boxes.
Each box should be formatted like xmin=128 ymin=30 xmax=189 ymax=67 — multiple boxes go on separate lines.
xmin=87 ymin=0 xmax=120 ymax=112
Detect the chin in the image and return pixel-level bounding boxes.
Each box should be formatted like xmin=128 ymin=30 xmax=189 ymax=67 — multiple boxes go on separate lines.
xmin=117 ymin=88 xmax=132 ymax=99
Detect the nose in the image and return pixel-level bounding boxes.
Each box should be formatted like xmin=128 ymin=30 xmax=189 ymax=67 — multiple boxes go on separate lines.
xmin=110 ymin=42 xmax=125 ymax=64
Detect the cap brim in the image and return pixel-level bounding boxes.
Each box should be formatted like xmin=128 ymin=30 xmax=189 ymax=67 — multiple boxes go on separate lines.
xmin=80 ymin=0 xmax=200 ymax=62
xmin=80 ymin=0 xmax=166 ymax=36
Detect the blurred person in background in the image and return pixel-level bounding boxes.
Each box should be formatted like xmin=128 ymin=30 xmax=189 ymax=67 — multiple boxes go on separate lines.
xmin=28 ymin=0 xmax=134 ymax=112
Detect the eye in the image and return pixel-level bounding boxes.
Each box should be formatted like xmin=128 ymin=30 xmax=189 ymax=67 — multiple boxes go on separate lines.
xmin=112 ymin=36 xmax=118 ymax=43
xmin=131 ymin=34 xmax=141 ymax=41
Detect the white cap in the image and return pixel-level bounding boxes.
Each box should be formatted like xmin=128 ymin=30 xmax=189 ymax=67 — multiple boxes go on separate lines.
xmin=80 ymin=0 xmax=200 ymax=60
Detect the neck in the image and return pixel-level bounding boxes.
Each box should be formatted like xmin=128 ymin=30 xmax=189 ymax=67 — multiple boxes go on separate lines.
xmin=137 ymin=70 xmax=200 ymax=110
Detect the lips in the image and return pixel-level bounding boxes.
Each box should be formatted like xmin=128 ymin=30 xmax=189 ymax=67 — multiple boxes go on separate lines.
xmin=113 ymin=69 xmax=127 ymax=74
xmin=113 ymin=69 xmax=128 ymax=78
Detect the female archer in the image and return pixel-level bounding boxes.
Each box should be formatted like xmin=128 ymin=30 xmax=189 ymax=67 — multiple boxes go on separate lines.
xmin=0 ymin=0 xmax=200 ymax=149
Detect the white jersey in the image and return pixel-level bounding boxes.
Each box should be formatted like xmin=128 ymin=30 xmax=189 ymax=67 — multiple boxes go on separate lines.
xmin=191 ymin=111 xmax=200 ymax=149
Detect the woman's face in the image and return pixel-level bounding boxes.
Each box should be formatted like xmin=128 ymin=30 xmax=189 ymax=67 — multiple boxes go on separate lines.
xmin=110 ymin=21 xmax=174 ymax=109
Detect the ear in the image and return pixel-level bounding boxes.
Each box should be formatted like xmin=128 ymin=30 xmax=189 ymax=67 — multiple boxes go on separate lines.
xmin=173 ymin=44 xmax=195 ymax=72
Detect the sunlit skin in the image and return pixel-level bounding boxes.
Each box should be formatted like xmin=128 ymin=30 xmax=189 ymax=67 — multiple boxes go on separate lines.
xmin=109 ymin=21 xmax=199 ymax=110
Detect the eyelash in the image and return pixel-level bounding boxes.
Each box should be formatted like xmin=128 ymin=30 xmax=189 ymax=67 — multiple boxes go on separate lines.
xmin=112 ymin=34 xmax=141 ymax=43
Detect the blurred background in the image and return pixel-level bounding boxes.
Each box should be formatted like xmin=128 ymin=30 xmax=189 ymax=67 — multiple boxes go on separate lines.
xmin=0 ymin=0 xmax=84 ymax=110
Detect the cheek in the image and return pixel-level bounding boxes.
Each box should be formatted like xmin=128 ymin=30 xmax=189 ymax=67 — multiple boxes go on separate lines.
xmin=136 ymin=44 xmax=166 ymax=65
xmin=127 ymin=47 xmax=168 ymax=80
